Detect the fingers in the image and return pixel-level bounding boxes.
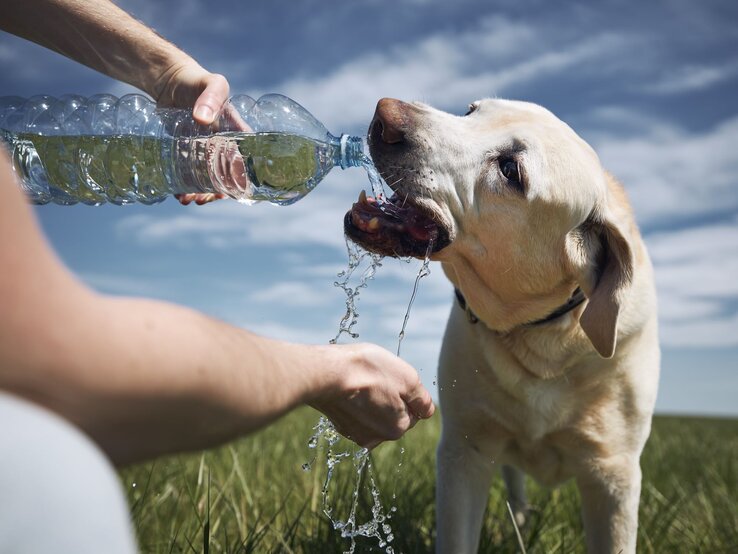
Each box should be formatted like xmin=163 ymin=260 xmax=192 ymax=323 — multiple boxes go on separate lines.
xmin=175 ymin=193 xmax=226 ymax=206
xmin=403 ymin=381 xmax=435 ymax=420
xmin=192 ymin=73 xmax=230 ymax=125
xmin=203 ymin=138 xmax=251 ymax=197
xmin=324 ymin=400 xmax=419 ymax=450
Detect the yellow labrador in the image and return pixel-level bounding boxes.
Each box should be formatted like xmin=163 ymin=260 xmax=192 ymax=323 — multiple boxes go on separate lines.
xmin=345 ymin=98 xmax=660 ymax=553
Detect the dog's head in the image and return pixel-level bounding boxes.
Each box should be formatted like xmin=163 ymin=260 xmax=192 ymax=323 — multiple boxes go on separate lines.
xmin=345 ymin=98 xmax=637 ymax=358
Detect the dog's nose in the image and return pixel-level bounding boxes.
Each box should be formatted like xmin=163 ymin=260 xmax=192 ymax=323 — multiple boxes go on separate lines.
xmin=371 ymin=98 xmax=411 ymax=144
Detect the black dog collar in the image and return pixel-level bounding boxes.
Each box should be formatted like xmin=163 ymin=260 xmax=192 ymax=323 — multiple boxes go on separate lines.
xmin=454 ymin=287 xmax=586 ymax=327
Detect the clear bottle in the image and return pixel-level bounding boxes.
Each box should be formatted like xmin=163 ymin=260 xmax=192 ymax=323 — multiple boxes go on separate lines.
xmin=0 ymin=93 xmax=367 ymax=206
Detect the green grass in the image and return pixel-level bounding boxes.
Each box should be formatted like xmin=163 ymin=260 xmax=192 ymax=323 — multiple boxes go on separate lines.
xmin=120 ymin=411 xmax=738 ymax=553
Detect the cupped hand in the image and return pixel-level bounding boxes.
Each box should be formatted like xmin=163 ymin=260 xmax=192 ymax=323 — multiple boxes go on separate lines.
xmin=311 ymin=343 xmax=435 ymax=449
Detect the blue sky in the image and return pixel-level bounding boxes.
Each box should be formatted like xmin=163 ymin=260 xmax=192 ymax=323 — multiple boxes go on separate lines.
xmin=1 ymin=0 xmax=736 ymax=416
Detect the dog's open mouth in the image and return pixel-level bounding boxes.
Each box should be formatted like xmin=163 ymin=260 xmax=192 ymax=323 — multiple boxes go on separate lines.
xmin=344 ymin=190 xmax=450 ymax=258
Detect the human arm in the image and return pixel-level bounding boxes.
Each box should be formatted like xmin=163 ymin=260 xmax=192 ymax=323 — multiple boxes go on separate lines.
xmin=0 ymin=0 xmax=226 ymax=125
xmin=0 ymin=151 xmax=434 ymax=466
xmin=1 ymin=0 xmax=246 ymax=204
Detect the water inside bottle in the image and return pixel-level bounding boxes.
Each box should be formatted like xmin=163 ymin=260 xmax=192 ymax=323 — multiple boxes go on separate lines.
xmin=232 ymin=132 xmax=336 ymax=205
xmin=4 ymin=131 xmax=339 ymax=206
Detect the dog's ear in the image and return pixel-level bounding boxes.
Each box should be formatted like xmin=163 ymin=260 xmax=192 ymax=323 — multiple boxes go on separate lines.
xmin=577 ymin=213 xmax=634 ymax=359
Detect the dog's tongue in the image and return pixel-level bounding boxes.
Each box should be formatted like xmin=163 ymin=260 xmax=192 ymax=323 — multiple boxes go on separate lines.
xmin=405 ymin=210 xmax=435 ymax=241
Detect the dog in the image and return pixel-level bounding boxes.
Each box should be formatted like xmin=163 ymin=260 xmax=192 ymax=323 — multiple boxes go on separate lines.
xmin=345 ymin=97 xmax=660 ymax=553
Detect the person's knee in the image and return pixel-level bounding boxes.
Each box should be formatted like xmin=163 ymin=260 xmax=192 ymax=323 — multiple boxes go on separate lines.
xmin=0 ymin=392 xmax=138 ymax=554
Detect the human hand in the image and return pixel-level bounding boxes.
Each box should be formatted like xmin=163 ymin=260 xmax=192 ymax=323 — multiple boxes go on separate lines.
xmin=153 ymin=59 xmax=248 ymax=205
xmin=154 ymin=60 xmax=230 ymax=125
xmin=310 ymin=343 xmax=435 ymax=449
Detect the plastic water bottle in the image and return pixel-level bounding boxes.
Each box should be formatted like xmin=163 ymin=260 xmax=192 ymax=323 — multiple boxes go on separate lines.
xmin=0 ymin=93 xmax=367 ymax=206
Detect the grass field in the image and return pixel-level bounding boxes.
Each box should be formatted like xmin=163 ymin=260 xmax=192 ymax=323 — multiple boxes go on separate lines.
xmin=121 ymin=410 xmax=738 ymax=553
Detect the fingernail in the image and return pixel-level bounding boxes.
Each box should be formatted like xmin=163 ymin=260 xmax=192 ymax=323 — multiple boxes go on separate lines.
xmin=194 ymin=105 xmax=214 ymax=123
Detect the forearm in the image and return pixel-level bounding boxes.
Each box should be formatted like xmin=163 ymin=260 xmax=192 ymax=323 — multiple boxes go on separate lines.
xmin=0 ymin=0 xmax=192 ymax=99
xmin=2 ymin=289 xmax=335 ymax=465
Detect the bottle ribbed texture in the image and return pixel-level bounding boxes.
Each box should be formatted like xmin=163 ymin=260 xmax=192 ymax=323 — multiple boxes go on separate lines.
xmin=0 ymin=93 xmax=366 ymax=206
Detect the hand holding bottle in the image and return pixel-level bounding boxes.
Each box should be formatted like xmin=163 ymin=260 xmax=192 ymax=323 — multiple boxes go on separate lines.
xmin=152 ymin=63 xmax=249 ymax=206
xmin=0 ymin=0 xmax=251 ymax=207
xmin=153 ymin=62 xmax=230 ymax=127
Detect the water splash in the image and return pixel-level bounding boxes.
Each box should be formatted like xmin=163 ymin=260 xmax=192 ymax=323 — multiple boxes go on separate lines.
xmin=306 ymin=155 xmax=435 ymax=554
xmin=318 ymin=236 xmax=396 ymax=553
xmin=330 ymin=238 xmax=383 ymax=344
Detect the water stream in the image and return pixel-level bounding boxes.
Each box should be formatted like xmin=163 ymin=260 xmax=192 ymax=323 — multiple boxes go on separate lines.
xmin=305 ymin=160 xmax=435 ymax=552
xmin=396 ymin=238 xmax=434 ymax=358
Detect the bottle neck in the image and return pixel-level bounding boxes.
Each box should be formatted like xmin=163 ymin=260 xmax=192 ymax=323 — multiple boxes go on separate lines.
xmin=335 ymin=134 xmax=367 ymax=169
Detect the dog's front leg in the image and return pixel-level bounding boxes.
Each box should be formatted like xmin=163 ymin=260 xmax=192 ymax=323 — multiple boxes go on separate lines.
xmin=436 ymin=430 xmax=496 ymax=554
xmin=576 ymin=457 xmax=641 ymax=554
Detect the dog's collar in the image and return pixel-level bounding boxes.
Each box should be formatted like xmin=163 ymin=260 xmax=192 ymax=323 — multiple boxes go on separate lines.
xmin=454 ymin=287 xmax=586 ymax=327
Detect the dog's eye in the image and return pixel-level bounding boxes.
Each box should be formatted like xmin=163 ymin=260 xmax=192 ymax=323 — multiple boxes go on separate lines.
xmin=499 ymin=157 xmax=525 ymax=194
xmin=500 ymin=158 xmax=520 ymax=182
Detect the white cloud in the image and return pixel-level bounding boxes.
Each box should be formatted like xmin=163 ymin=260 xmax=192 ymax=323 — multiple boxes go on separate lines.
xmin=647 ymin=219 xmax=738 ymax=266
xmin=115 ymin=171 xmax=355 ymax=251
xmin=248 ymin=280 xmax=336 ymax=308
xmin=270 ymin=18 xmax=632 ymax=131
xmin=590 ymin=114 xmax=738 ymax=225
xmin=644 ymin=218 xmax=738 ymax=347
xmin=379 ymin=301 xmax=452 ymax=339
xmin=639 ymin=61 xmax=738 ymax=95
xmin=660 ymin=312 xmax=738 ymax=348
xmin=234 ymin=319 xmax=334 ymax=345
xmin=656 ymin=296 xmax=723 ymax=322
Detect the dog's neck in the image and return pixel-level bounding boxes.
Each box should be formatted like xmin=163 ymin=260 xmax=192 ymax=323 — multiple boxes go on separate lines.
xmin=454 ymin=287 xmax=586 ymax=328
xmin=453 ymin=286 xmax=599 ymax=379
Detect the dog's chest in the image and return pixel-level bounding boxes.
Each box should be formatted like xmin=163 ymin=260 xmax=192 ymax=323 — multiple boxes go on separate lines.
xmin=475 ymin=339 xmax=579 ymax=439
xmin=465 ymin=341 xmax=590 ymax=484
xmin=466 ymin=375 xmax=578 ymax=485
xmin=517 ymin=377 xmax=571 ymax=434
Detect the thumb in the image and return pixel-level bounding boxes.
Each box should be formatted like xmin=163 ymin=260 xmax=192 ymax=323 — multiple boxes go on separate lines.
xmin=403 ymin=383 xmax=435 ymax=420
xmin=193 ymin=74 xmax=230 ymax=125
